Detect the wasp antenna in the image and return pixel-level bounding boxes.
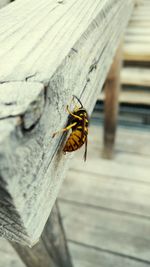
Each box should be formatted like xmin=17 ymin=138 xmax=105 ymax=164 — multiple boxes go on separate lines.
xmin=73 ymin=95 xmax=83 ymax=108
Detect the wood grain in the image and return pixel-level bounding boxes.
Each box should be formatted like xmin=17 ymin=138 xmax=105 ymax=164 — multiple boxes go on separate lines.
xmin=69 ymin=242 xmax=150 ymax=267
xmin=60 ymin=168 xmax=150 ymax=218
xmin=60 ymin=201 xmax=150 ymax=262
xmin=0 ymin=0 xmax=133 ymax=245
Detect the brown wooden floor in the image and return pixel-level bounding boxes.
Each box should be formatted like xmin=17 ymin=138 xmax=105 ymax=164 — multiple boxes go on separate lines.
xmin=0 ymin=123 xmax=150 ymax=267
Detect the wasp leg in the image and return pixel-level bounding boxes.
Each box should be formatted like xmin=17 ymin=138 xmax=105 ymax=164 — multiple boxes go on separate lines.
xmin=66 ymin=105 xmax=82 ymax=120
xmin=52 ymin=122 xmax=77 ymax=138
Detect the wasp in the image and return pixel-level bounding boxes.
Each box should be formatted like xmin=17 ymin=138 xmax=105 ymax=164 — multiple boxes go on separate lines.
xmin=52 ymin=95 xmax=89 ymax=161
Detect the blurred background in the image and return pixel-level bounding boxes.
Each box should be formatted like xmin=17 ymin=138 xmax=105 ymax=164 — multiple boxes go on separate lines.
xmin=0 ymin=0 xmax=150 ymax=266
xmin=58 ymin=0 xmax=150 ymax=266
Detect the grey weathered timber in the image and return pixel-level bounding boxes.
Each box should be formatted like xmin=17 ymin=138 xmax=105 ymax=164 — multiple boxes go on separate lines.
xmin=42 ymin=202 xmax=73 ymax=267
xmin=68 ymin=242 xmax=150 ymax=267
xmin=11 ymin=237 xmax=57 ymax=267
xmin=102 ymin=43 xmax=123 ymax=159
xmin=60 ymin=199 xmax=150 ymax=262
xmin=0 ymin=0 xmax=134 ymax=246
xmin=10 ymin=202 xmax=72 ymax=267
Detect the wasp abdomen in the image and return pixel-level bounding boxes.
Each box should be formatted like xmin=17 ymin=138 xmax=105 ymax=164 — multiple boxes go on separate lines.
xmin=63 ymin=125 xmax=88 ymax=153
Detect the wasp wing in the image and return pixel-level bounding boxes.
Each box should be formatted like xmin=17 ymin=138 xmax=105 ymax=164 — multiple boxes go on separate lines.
xmin=84 ymin=137 xmax=88 ymax=161
xmin=81 ymin=112 xmax=88 ymax=161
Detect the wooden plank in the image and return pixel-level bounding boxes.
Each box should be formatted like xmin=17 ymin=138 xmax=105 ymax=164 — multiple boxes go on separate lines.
xmin=123 ymin=43 xmax=150 ymax=61
xmin=125 ymin=35 xmax=150 ymax=43
xmin=69 ymin=242 xmax=150 ymax=267
xmin=59 ymin=201 xmax=150 ymax=262
xmin=126 ymin=27 xmax=150 ymax=36
xmin=11 ymin=202 xmax=73 ymax=267
xmin=59 ymin=168 xmax=150 ymax=217
xmin=0 ymin=0 xmax=132 ymax=82
xmin=71 ymin=156 xmax=150 ymax=183
xmin=89 ymin=124 xmax=150 ymax=157
xmin=88 ymin=142 xmax=150 ymax=167
xmin=100 ymin=90 xmax=150 ymax=105
xmin=11 ymin=240 xmax=57 ymax=267
xmin=0 ymin=0 xmax=134 ymax=245
xmin=131 ymin=15 xmax=150 ymax=20
xmin=0 ymin=238 xmax=149 ymax=267
xmin=41 ymin=202 xmax=73 ymax=267
xmin=87 ymin=130 xmax=150 ymax=168
xmin=121 ymin=67 xmax=150 ymax=87
xmin=129 ymin=21 xmax=150 ymax=27
xmin=119 ymin=90 xmax=150 ymax=105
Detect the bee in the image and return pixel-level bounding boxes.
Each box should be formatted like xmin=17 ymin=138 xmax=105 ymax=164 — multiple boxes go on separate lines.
xmin=52 ymin=95 xmax=88 ymax=161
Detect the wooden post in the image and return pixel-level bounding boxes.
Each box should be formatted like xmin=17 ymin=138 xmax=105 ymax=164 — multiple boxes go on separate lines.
xmin=102 ymin=43 xmax=123 ymax=159
xmin=10 ymin=202 xmax=73 ymax=267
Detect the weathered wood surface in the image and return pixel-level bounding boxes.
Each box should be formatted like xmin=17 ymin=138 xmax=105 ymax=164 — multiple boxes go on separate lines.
xmin=60 ymin=201 xmax=150 ymax=262
xmin=41 ymin=202 xmax=73 ymax=267
xmin=1 ymin=238 xmax=150 ymax=267
xmin=0 ymin=238 xmax=25 ymax=267
xmin=59 ymin=123 xmax=150 ymax=265
xmin=0 ymin=0 xmax=133 ymax=246
xmin=68 ymin=242 xmax=150 ymax=267
xmin=10 ymin=202 xmax=72 ymax=267
xmin=11 ymin=238 xmax=57 ymax=267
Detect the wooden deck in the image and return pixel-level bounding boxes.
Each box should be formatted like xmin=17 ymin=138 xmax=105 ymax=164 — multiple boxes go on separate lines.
xmin=0 ymin=124 xmax=150 ymax=267
xmin=59 ymin=123 xmax=150 ymax=267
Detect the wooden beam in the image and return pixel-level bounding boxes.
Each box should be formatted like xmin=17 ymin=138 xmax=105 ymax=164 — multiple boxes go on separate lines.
xmin=102 ymin=43 xmax=123 ymax=159
xmin=41 ymin=202 xmax=73 ymax=267
xmin=0 ymin=0 xmax=134 ymax=245
xmin=11 ymin=240 xmax=57 ymax=267
xmin=11 ymin=202 xmax=73 ymax=267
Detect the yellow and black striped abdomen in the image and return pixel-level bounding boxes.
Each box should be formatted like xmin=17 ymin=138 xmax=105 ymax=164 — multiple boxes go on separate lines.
xmin=63 ymin=109 xmax=88 ymax=153
xmin=63 ymin=129 xmax=87 ymax=152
